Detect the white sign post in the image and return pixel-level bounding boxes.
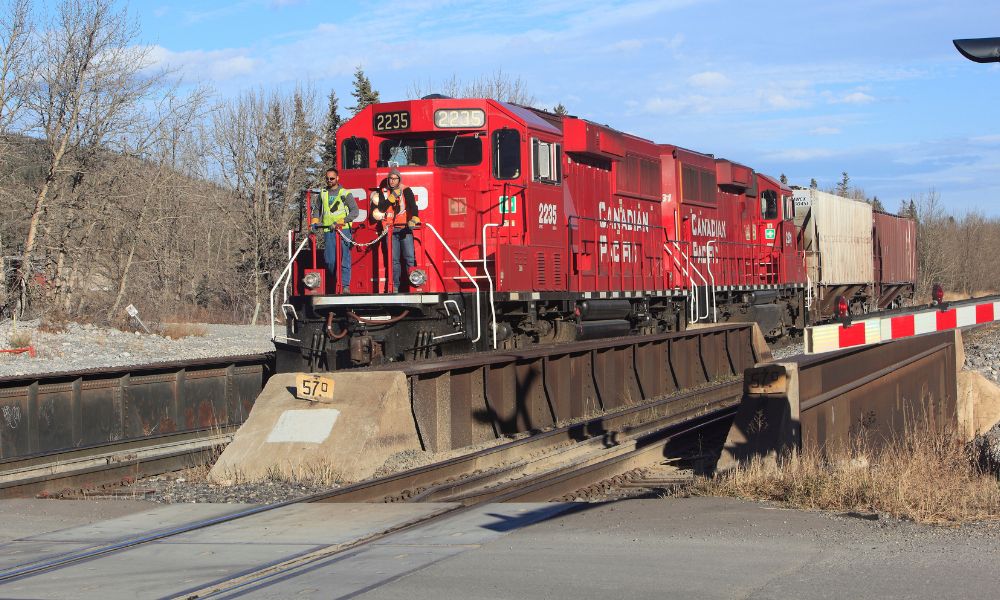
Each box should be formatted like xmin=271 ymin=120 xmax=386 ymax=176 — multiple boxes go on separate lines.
xmin=125 ymin=304 xmax=151 ymax=334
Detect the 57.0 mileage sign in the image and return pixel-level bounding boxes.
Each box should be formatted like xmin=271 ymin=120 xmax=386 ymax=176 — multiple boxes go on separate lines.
xmin=295 ymin=373 xmax=335 ymax=402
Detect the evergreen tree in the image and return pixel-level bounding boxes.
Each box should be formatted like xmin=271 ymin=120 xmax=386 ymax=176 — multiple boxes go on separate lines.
xmin=835 ymin=171 xmax=850 ymax=197
xmin=350 ymin=67 xmax=380 ymax=115
xmin=553 ymin=103 xmax=568 ymax=116
xmin=260 ymin=98 xmax=288 ymax=211
xmin=871 ymin=195 xmax=885 ymax=212
xmin=321 ymin=90 xmax=342 ymax=169
xmin=289 ymin=91 xmax=319 ymax=192
xmin=779 ymin=173 xmax=788 ymax=185
xmin=809 ymin=178 xmax=818 ymax=189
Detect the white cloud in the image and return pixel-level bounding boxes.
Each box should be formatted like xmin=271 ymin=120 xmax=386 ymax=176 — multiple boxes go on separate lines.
xmin=145 ymin=45 xmax=258 ymax=80
xmin=810 ymin=126 xmax=842 ymax=135
xmin=688 ymin=71 xmax=730 ymax=89
xmin=762 ymin=147 xmax=841 ymax=162
xmin=609 ymin=39 xmax=645 ymax=52
xmin=835 ymin=91 xmax=875 ymax=104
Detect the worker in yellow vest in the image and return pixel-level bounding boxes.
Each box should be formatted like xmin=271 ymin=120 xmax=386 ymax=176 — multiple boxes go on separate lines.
xmin=311 ymin=168 xmax=359 ymax=293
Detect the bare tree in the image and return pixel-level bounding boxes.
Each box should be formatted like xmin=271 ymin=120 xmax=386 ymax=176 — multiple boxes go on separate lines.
xmin=211 ymin=87 xmax=322 ymax=323
xmin=0 ymin=0 xmax=32 ymax=133
xmin=15 ymin=0 xmax=163 ymax=315
xmin=408 ymin=69 xmax=536 ymax=105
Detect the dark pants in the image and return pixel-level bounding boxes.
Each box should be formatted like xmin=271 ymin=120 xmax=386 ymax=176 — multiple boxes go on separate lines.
xmin=323 ymin=229 xmax=352 ymax=292
xmin=391 ymin=228 xmax=415 ymax=292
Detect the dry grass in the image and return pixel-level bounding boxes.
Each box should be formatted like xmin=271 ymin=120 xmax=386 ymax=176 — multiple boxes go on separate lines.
xmin=695 ymin=425 xmax=1000 ymax=525
xmin=38 ymin=310 xmax=69 ymax=333
xmin=8 ymin=328 xmax=32 ymax=348
xmin=156 ymin=322 xmax=208 ymax=339
xmin=209 ymin=461 xmax=342 ymax=487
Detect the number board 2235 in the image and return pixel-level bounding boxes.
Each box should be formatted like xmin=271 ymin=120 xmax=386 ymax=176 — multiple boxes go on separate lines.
xmin=374 ymin=111 xmax=410 ymax=132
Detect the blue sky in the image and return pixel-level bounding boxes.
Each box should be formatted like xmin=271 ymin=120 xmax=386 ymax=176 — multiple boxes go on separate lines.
xmin=136 ymin=0 xmax=1000 ymax=215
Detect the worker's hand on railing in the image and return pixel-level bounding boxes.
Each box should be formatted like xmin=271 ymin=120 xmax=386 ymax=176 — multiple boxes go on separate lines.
xmin=309 ymin=218 xmax=320 ymax=233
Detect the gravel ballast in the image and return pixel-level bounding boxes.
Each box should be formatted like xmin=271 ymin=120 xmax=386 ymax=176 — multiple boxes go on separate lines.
xmin=0 ymin=320 xmax=273 ymax=377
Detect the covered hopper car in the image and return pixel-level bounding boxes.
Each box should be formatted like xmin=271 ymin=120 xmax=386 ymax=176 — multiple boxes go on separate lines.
xmin=271 ymin=97 xmax=914 ymax=372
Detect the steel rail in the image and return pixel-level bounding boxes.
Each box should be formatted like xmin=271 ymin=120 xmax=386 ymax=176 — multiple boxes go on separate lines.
xmin=479 ymin=408 xmax=739 ymax=504
xmin=421 ymin=400 xmax=739 ymax=504
xmin=0 ymin=427 xmax=238 ymax=498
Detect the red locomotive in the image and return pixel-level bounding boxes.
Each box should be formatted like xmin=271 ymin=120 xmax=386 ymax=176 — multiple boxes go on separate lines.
xmin=271 ymin=97 xmax=914 ymax=372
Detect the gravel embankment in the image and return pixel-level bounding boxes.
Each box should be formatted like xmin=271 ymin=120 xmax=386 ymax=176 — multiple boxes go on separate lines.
xmin=770 ymin=338 xmax=804 ymax=360
xmin=133 ymin=474 xmax=335 ymax=504
xmin=963 ymin=325 xmax=1000 ymax=385
xmin=0 ymin=320 xmax=274 ymax=378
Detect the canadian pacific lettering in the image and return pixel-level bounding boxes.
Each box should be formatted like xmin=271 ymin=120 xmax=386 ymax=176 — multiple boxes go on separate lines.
xmin=597 ymin=200 xmax=650 ymax=263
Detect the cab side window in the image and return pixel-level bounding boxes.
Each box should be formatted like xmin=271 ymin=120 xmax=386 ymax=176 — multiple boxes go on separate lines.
xmin=761 ymin=190 xmax=779 ymax=220
xmin=492 ymin=129 xmax=520 ymax=179
xmin=531 ymin=138 xmax=562 ymax=184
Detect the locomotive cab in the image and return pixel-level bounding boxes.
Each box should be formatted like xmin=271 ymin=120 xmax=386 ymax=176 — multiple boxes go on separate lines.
xmin=275 ymin=98 xmax=549 ymax=371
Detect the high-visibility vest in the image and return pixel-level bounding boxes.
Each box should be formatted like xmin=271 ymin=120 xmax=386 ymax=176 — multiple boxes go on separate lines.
xmin=385 ymin=187 xmax=409 ymax=227
xmin=321 ymin=187 xmax=352 ymax=229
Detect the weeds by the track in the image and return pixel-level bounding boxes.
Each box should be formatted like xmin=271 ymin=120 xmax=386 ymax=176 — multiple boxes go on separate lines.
xmin=8 ymin=328 xmax=31 ymax=348
xmin=156 ymin=322 xmax=208 ymax=339
xmin=694 ymin=424 xmax=1000 ymax=525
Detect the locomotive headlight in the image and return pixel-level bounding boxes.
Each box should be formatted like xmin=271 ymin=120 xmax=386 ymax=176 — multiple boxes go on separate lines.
xmin=408 ymin=269 xmax=427 ymax=287
xmin=303 ymin=272 xmax=322 ymax=289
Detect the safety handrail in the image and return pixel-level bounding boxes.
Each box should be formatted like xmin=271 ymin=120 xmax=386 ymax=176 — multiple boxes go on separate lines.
xmin=424 ymin=222 xmax=482 ymax=344
xmin=685 ymin=242 xmax=711 ymax=322
xmin=671 ymin=240 xmax=709 ymax=322
xmin=270 ymin=235 xmax=312 ymax=341
xmin=663 ymin=241 xmax=699 ymax=323
xmin=706 ymin=240 xmax=718 ymax=322
xmin=482 ymin=222 xmax=500 ymax=349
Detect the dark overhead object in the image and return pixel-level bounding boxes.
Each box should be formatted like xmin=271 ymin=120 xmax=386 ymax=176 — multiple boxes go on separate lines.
xmin=953 ymin=37 xmax=1000 ymax=63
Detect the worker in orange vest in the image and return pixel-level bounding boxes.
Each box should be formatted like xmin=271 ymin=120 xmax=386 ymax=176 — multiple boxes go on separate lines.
xmin=371 ymin=167 xmax=419 ymax=291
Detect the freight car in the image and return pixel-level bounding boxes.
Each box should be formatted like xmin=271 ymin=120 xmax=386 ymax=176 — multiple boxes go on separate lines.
xmin=271 ymin=96 xmax=912 ymax=372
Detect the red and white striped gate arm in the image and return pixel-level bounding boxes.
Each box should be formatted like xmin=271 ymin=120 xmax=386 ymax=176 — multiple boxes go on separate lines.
xmin=805 ymin=297 xmax=1000 ymax=354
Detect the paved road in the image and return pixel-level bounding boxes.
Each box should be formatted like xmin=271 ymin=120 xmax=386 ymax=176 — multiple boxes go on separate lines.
xmin=345 ymin=497 xmax=1000 ymax=600
xmin=2 ymin=497 xmax=998 ymax=599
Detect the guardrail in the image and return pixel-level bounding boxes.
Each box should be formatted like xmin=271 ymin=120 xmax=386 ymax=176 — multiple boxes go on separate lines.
xmin=371 ymin=323 xmax=769 ymax=452
xmin=805 ymin=295 xmax=1000 ymax=353
xmin=721 ymin=330 xmax=960 ymax=467
xmin=0 ymin=355 xmax=273 ymax=463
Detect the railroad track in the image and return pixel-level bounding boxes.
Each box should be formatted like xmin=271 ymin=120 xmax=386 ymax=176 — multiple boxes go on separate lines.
xmin=0 ymin=378 xmax=742 ymax=595
xmin=0 ymin=426 xmax=237 ymax=498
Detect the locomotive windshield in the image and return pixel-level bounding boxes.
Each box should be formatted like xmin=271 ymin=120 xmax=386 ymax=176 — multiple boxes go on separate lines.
xmin=434 ymin=134 xmax=483 ymax=167
xmin=379 ymin=138 xmax=429 ymax=166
